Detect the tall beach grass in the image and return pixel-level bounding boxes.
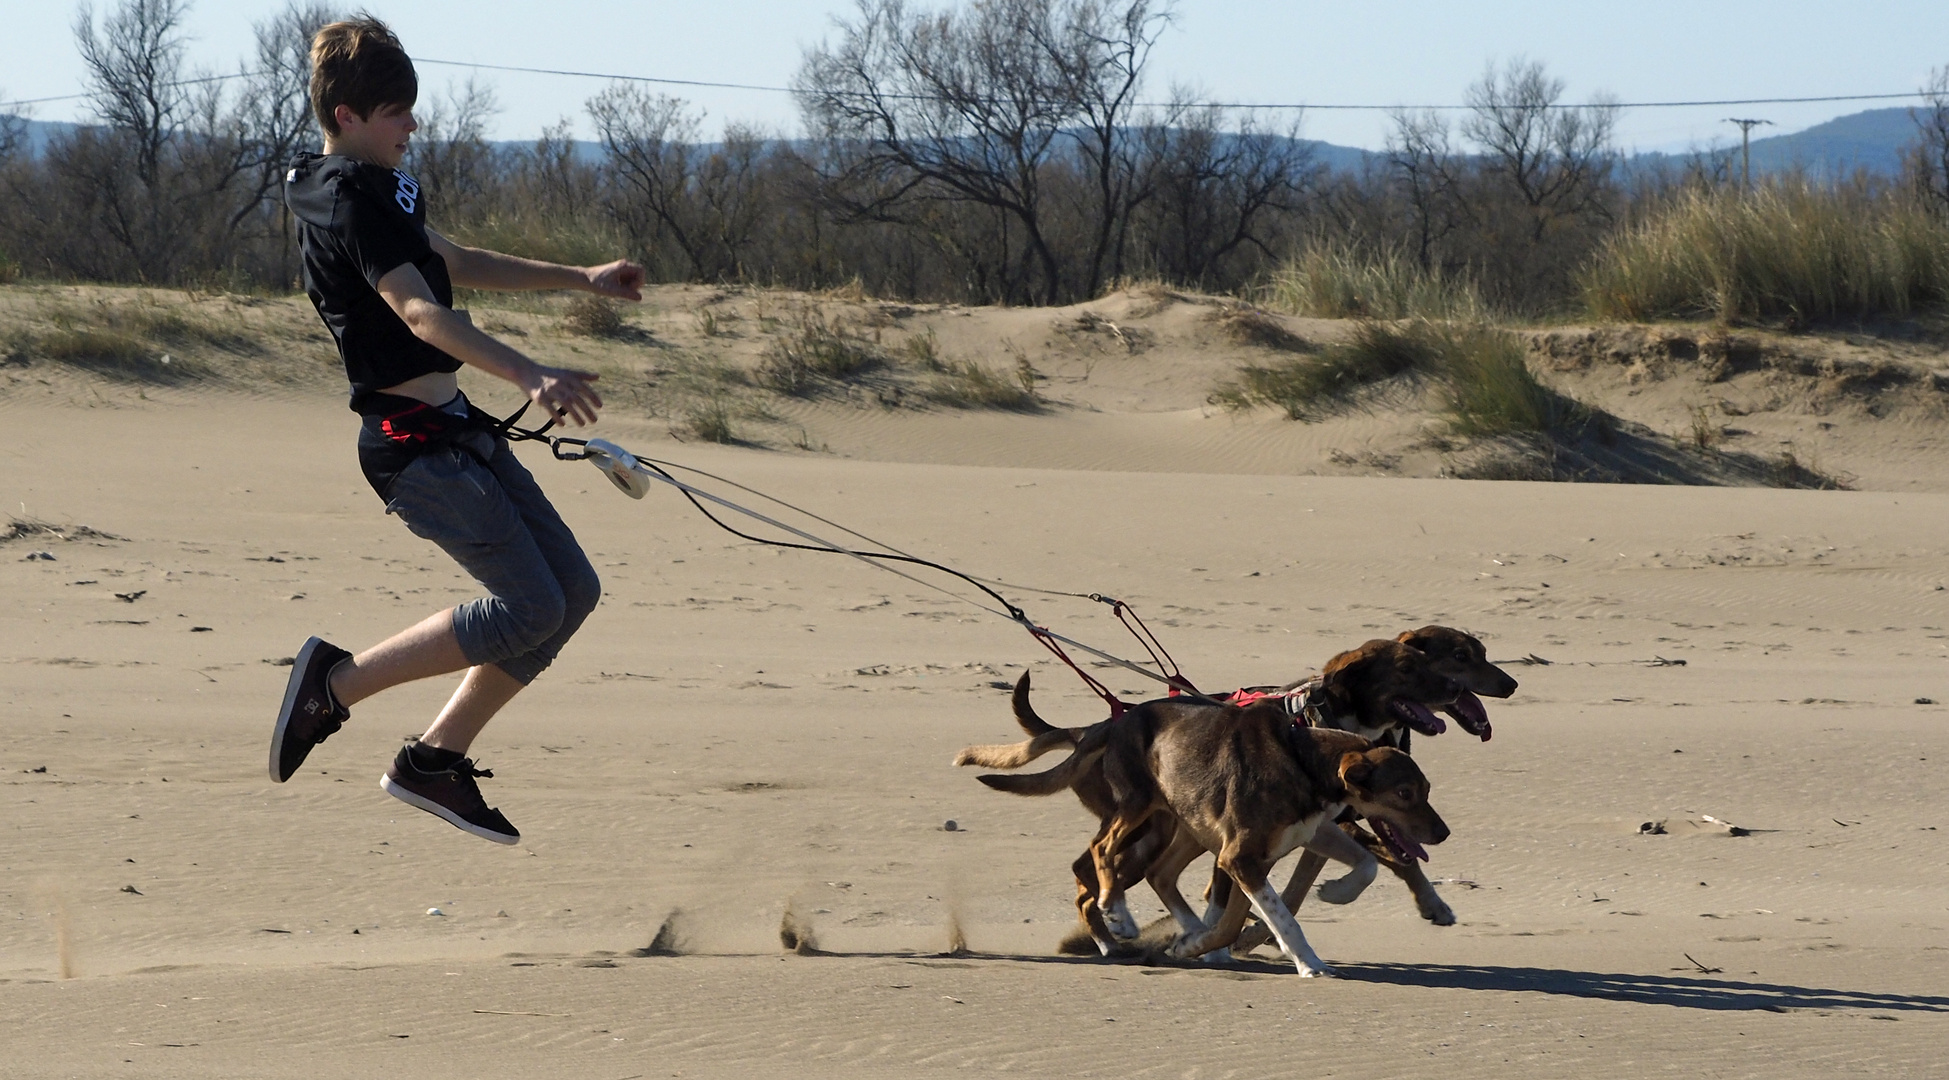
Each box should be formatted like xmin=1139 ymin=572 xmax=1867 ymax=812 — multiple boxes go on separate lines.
xmin=1581 ymin=183 xmax=1949 ymax=322
xmin=1265 ymin=241 xmax=1488 ymax=321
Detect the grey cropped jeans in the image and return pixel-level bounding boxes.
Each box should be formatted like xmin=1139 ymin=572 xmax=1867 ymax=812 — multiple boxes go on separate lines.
xmin=382 ymin=430 xmax=600 ymax=684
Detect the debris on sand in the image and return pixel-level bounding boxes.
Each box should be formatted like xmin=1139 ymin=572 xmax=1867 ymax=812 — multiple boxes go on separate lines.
xmin=1700 ymin=814 xmax=1752 ymax=837
xmin=780 ymin=903 xmax=821 ymax=955
xmin=1639 ymin=820 xmax=1669 ymax=835
xmin=630 ymin=911 xmax=685 ymax=957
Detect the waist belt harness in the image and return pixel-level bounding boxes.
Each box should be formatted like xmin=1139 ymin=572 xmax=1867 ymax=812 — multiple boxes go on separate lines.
xmin=355 ymin=392 xmax=528 ymax=500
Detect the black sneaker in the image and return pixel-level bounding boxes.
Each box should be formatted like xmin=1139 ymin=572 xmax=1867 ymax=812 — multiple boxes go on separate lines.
xmin=269 ymin=637 xmax=351 ymax=783
xmin=380 ymin=747 xmax=520 ymax=845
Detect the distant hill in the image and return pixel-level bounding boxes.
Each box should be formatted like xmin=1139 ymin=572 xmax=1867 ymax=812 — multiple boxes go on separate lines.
xmin=1625 ymin=108 xmax=1927 ymax=180
xmin=5 ymin=117 xmax=83 ymax=156
xmin=1743 ymin=107 xmax=1921 ymax=177
xmin=9 ymin=107 xmax=1928 ymax=180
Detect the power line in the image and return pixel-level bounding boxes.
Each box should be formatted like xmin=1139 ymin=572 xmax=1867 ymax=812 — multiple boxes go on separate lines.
xmin=416 ymin=58 xmax=1933 ymax=112
xmin=0 ymin=71 xmax=258 ymax=112
xmin=4 ymin=55 xmax=1937 ymax=115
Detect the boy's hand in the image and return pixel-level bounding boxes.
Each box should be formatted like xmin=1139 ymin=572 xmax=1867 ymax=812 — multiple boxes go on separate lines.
xmin=523 ymin=363 xmax=604 ymax=427
xmin=585 ymin=259 xmax=645 ymax=302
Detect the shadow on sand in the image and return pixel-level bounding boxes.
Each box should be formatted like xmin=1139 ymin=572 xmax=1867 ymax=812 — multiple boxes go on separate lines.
xmin=1328 ymin=962 xmax=1949 ymax=1014
xmin=735 ymin=945 xmax=1949 ymax=1016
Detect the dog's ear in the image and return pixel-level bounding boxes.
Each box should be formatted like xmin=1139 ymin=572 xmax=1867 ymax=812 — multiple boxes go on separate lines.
xmin=1339 ymin=752 xmax=1375 ymax=791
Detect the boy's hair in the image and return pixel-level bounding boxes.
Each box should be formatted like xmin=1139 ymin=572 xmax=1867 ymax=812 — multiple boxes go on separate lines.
xmin=309 ymin=15 xmax=418 ymax=137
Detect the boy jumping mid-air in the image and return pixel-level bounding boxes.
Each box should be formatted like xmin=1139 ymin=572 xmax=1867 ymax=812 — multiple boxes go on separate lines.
xmin=269 ymin=17 xmax=644 ymax=844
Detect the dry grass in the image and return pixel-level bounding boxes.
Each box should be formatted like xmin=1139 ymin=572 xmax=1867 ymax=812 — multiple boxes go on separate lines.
xmin=1212 ymin=320 xmax=1435 ymax=419
xmin=680 ymin=398 xmax=739 ymax=444
xmin=1267 ymin=241 xmax=1487 ymax=321
xmin=924 ymin=358 xmax=1037 ymax=410
xmin=1214 ymin=319 xmax=1575 ymax=437
xmin=1210 ymin=303 xmax=1309 ymax=351
xmin=559 ymin=296 xmax=626 ymax=337
xmin=755 ymin=313 xmax=883 ymax=395
xmin=1438 ymin=324 xmax=1576 ymax=437
xmin=1582 ymin=183 xmax=1949 ymax=322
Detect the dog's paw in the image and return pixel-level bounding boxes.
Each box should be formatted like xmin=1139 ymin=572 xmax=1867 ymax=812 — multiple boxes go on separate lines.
xmin=1296 ymin=962 xmax=1341 ymax=979
xmin=1418 ymin=894 xmax=1457 ymax=926
xmin=1098 ymin=898 xmax=1141 ymax=941
xmin=1317 ymin=873 xmax=1371 ymax=906
xmin=1164 ymin=934 xmax=1207 ymax=961
xmin=1199 ymin=949 xmax=1231 ymax=965
xmin=1231 ymin=924 xmax=1273 ymax=954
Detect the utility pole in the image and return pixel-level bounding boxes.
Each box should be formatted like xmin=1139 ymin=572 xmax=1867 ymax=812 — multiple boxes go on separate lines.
xmin=1724 ymin=117 xmax=1773 ymax=190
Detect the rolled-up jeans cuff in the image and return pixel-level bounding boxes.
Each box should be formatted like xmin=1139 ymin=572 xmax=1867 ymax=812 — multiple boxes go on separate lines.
xmin=449 ymin=601 xmax=548 ymax=685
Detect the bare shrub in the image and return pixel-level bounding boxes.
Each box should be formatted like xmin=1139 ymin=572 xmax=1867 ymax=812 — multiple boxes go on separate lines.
xmin=559 ymin=296 xmax=625 ymax=337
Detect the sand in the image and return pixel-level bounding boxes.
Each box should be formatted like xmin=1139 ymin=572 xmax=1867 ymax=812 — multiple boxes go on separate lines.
xmin=3 ymin=299 xmax=1949 ymax=1078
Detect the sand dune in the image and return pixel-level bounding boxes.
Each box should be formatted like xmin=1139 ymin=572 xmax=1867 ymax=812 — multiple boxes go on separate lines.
xmin=3 ymin=307 xmax=1949 ymax=1077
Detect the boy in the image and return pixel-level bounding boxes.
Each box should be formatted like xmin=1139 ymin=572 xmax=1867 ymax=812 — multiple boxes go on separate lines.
xmin=269 ymin=17 xmax=644 ymax=844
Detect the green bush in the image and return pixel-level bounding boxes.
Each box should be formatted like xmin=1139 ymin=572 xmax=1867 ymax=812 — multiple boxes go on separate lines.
xmin=1435 ymin=324 xmax=1572 ymax=436
xmin=1212 ymin=320 xmax=1436 ymax=419
xmin=1213 ymin=319 xmax=1572 ymax=436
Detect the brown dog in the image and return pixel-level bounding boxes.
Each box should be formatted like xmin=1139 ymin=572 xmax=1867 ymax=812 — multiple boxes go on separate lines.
xmin=983 ymin=698 xmax=1447 ymax=976
xmin=959 ymin=633 xmax=1483 ymax=951
xmin=1254 ymin=626 xmax=1516 ymax=931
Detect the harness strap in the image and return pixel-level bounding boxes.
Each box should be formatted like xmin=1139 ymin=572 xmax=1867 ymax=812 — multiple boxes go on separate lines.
xmin=1024 ymin=623 xmax=1128 ymax=716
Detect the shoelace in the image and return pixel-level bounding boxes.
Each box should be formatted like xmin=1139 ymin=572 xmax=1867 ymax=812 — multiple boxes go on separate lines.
xmin=451 ymin=759 xmax=493 ymax=780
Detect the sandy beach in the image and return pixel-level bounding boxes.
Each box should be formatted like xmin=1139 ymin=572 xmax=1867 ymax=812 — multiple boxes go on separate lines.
xmin=4 ymin=287 xmax=1949 ymax=1078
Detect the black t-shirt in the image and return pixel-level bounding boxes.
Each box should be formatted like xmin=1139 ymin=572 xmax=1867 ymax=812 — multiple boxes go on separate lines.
xmin=285 ymin=152 xmax=461 ymax=412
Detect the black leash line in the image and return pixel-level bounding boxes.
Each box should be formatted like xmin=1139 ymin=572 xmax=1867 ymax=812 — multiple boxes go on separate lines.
xmin=504 ymin=415 xmax=1197 ymax=704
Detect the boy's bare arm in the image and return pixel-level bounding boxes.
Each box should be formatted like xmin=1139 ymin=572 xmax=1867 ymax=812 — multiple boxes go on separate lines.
xmin=427 ymin=231 xmax=644 ymax=301
xmin=375 ymin=262 xmax=603 ymax=426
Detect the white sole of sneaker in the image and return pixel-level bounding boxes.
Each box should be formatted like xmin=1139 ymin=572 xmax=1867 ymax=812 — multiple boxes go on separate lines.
xmin=380 ymin=773 xmax=521 ymax=845
xmin=269 ymin=636 xmax=328 ymax=784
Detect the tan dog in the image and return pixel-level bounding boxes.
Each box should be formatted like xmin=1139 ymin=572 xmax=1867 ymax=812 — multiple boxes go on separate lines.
xmin=982 ymin=698 xmax=1447 ymax=976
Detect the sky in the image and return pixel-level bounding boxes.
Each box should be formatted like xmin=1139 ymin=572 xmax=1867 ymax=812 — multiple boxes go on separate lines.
xmin=4 ymin=0 xmax=1947 ymax=154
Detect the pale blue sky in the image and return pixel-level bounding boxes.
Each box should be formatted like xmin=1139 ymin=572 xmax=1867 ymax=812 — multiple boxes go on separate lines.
xmin=5 ymin=0 xmax=1946 ymax=153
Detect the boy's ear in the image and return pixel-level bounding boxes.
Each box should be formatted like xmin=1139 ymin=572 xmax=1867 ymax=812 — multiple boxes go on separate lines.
xmin=333 ymin=103 xmax=361 ymax=130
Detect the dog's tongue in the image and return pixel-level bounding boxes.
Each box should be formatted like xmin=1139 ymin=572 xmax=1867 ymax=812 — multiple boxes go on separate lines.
xmin=1444 ymin=690 xmax=1493 ymax=741
xmin=1392 ymin=698 xmax=1447 ymax=736
xmin=1375 ymin=820 xmax=1430 ymax=863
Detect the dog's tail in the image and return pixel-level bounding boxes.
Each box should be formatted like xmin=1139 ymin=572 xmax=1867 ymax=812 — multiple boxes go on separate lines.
xmin=976 ymin=725 xmax=1109 ymax=796
xmin=950 ymin=671 xmax=1080 ymax=769
xmin=1010 ymin=670 xmax=1059 ymax=737
xmin=953 ymin=728 xmax=1075 ymax=769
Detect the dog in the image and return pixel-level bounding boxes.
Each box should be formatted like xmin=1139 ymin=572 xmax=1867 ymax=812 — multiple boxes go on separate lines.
xmin=1224 ymin=626 xmax=1518 ymax=934
xmin=981 ymin=697 xmax=1447 ymax=976
xmin=958 ymin=631 xmax=1491 ymax=951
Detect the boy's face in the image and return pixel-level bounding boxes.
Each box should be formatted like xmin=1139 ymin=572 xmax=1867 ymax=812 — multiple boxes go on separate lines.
xmin=330 ymin=102 xmax=418 ymax=170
